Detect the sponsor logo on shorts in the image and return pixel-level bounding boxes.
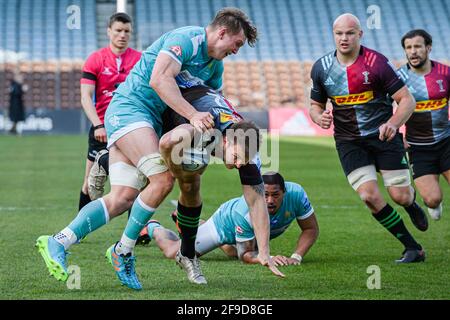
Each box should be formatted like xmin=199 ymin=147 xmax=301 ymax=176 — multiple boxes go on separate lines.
xmin=414 ymin=98 xmax=447 ymax=112
xmin=331 ymin=91 xmax=374 ymax=106
xmin=170 ymin=45 xmax=182 ymax=57
xmin=235 ymin=226 xmax=243 ymax=234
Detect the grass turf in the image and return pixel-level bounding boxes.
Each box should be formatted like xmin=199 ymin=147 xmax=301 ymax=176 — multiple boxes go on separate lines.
xmin=0 ymin=135 xmax=448 ymax=299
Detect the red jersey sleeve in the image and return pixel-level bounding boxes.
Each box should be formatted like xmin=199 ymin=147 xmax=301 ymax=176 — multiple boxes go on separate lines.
xmin=80 ymin=51 xmax=100 ymax=86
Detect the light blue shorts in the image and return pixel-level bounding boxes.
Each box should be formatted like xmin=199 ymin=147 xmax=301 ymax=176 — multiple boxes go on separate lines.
xmin=104 ymin=93 xmax=166 ymax=148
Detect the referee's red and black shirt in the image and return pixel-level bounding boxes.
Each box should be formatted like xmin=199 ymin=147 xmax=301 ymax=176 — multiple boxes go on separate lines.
xmin=80 ymin=46 xmax=141 ymax=122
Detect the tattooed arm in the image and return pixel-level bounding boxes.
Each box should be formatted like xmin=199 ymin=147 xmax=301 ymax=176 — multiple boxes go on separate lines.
xmin=236 ymin=239 xmax=259 ymax=264
xmin=242 ymin=183 xmax=270 ymax=263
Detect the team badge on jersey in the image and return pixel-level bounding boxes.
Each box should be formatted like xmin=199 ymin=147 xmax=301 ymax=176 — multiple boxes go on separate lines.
xmin=170 ymin=45 xmax=182 ymax=57
xmin=362 ymin=71 xmax=371 ymax=84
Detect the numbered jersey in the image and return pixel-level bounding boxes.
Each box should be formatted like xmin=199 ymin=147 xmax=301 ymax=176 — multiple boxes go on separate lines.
xmin=115 ymin=26 xmax=224 ymax=115
xmin=211 ymin=182 xmax=314 ymax=244
xmin=398 ymin=61 xmax=450 ymax=145
xmin=311 ymin=46 xmax=405 ymax=141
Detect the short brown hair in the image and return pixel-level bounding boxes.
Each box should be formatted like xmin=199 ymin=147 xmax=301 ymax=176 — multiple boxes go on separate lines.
xmin=226 ymin=121 xmax=261 ymax=161
xmin=209 ymin=7 xmax=258 ymax=47
xmin=109 ymin=12 xmax=133 ymax=28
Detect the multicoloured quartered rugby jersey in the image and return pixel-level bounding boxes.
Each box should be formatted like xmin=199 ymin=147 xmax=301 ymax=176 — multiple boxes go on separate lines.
xmin=311 ymin=46 xmax=405 ymax=141
xmin=114 ymin=26 xmax=223 ymax=115
xmin=80 ymin=47 xmax=141 ymax=122
xmin=398 ymin=61 xmax=450 ymax=145
xmin=211 ymin=182 xmax=314 ymax=244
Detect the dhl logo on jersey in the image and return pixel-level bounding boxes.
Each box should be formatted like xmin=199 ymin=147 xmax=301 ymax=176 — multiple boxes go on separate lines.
xmin=415 ymin=98 xmax=448 ymax=112
xmin=331 ymin=91 xmax=374 ymax=106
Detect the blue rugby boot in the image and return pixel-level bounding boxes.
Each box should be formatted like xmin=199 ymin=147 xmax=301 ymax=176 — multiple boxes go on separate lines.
xmin=106 ymin=243 xmax=142 ymax=290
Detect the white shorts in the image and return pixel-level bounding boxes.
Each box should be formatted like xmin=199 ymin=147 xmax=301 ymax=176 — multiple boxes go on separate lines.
xmin=195 ymin=218 xmax=221 ymax=256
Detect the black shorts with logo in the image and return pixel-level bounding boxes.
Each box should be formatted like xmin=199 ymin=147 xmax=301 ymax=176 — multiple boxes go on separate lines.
xmin=407 ymin=136 xmax=450 ymax=179
xmin=87 ymin=125 xmax=108 ymax=161
xmin=336 ymin=133 xmax=409 ymax=176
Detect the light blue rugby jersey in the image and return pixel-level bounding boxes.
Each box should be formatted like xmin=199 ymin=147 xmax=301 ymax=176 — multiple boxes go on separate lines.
xmin=212 ymin=182 xmax=314 ymax=244
xmin=115 ymin=26 xmax=224 ymax=114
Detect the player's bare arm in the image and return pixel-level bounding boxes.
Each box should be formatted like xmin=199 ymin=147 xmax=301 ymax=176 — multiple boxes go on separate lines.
xmin=80 ymin=83 xmax=106 ymax=143
xmin=290 ymin=214 xmax=319 ymax=265
xmin=379 ymin=86 xmax=416 ymax=142
xmin=242 ymin=183 xmax=285 ymax=277
xmin=309 ymin=100 xmax=332 ymax=129
xmin=150 ymin=53 xmax=214 ymax=131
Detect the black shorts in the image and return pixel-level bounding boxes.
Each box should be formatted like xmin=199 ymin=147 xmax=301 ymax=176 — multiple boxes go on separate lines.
xmin=407 ymin=136 xmax=450 ymax=179
xmin=336 ymin=133 xmax=409 ymax=176
xmin=87 ymin=126 xmax=108 ymax=161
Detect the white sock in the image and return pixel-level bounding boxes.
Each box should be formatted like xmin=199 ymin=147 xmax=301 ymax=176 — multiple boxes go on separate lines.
xmin=427 ymin=202 xmax=443 ymax=220
xmin=53 ymin=227 xmax=77 ymax=250
xmin=115 ymin=234 xmax=136 ymax=255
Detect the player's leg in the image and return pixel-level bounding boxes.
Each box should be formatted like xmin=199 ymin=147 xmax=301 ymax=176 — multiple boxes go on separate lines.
xmin=413 ymin=175 xmax=442 ymax=220
xmin=79 ymin=158 xmax=94 ymax=210
xmin=36 ymin=148 xmax=141 ymax=282
xmin=338 ymin=140 xmax=423 ymax=263
xmin=80 ymin=126 xmax=106 ymax=209
xmin=376 ymin=134 xmax=428 ymax=231
xmin=149 ymin=221 xmax=181 ymax=259
xmin=87 ymin=149 xmax=109 ymax=201
xmin=105 ymin=127 xmax=174 ymax=290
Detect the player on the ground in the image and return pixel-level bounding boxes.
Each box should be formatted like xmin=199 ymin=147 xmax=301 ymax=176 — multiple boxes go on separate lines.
xmin=79 ymin=13 xmax=141 ymax=209
xmin=36 ymin=7 xmax=279 ymax=290
xmin=140 ymin=172 xmax=319 ymax=266
xmin=398 ymin=29 xmax=450 ymax=221
xmin=309 ymin=14 xmax=427 ymax=263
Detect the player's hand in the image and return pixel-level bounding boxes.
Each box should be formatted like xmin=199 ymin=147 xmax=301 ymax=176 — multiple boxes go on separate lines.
xmin=94 ymin=127 xmax=107 ymax=143
xmin=258 ymin=253 xmax=285 ymax=278
xmin=271 ymin=255 xmax=290 ymax=266
xmin=319 ymin=110 xmax=333 ymax=129
xmin=379 ymin=122 xmax=397 ymax=142
xmin=286 ymin=257 xmax=302 ymax=265
xmin=189 ymin=111 xmax=214 ymax=132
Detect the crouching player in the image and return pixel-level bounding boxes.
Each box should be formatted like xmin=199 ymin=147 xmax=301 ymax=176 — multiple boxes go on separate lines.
xmin=140 ymin=172 xmax=319 ymax=266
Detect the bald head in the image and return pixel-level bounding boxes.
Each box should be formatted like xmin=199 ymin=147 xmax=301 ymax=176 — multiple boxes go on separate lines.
xmin=332 ymin=13 xmax=363 ymax=58
xmin=333 ymin=13 xmax=362 ymax=30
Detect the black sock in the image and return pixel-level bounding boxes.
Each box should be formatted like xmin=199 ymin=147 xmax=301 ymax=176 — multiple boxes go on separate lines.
xmin=177 ymin=202 xmax=202 ymax=259
xmin=373 ymin=203 xmax=421 ymax=250
xmin=78 ymin=191 xmax=91 ymax=211
xmin=98 ymin=152 xmax=109 ymax=175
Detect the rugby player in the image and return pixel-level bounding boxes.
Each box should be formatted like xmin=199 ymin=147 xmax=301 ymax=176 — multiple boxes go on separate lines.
xmin=139 ymin=172 xmax=319 ymax=266
xmin=398 ymin=29 xmax=450 ymax=221
xmin=309 ymin=14 xmax=427 ymax=263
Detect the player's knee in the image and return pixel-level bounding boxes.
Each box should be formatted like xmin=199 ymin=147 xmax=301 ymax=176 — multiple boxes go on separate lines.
xmin=423 ymin=195 xmax=442 ymax=209
xmin=149 ymin=172 xmax=175 ymax=196
xmin=359 ymin=190 xmax=382 ymax=208
xmin=391 ymin=191 xmax=413 ymax=207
